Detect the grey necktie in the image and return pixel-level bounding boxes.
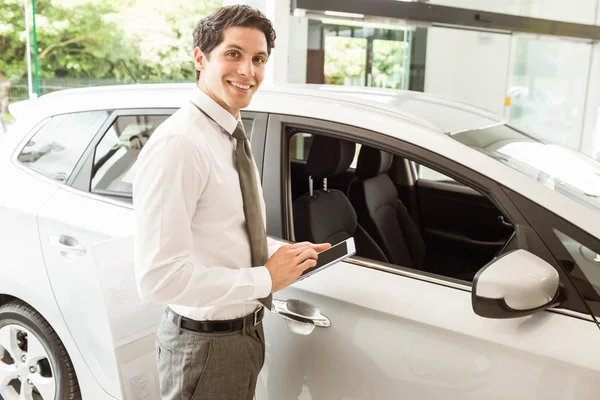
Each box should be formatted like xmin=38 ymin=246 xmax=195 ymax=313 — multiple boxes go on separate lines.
xmin=232 ymin=122 xmax=272 ymax=309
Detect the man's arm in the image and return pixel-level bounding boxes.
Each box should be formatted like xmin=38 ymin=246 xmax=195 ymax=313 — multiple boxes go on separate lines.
xmin=133 ymin=134 xmax=272 ymax=307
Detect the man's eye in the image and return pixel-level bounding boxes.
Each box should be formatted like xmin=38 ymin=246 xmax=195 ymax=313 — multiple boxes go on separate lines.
xmin=227 ymin=52 xmax=239 ymax=57
xmin=253 ymin=58 xmax=265 ymax=64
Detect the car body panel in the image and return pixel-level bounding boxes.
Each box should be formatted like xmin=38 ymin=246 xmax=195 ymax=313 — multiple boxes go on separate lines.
xmin=2 ymin=84 xmax=600 ymax=399
xmin=36 ymin=188 xmax=133 ymax=398
xmin=0 ymin=132 xmax=117 ymax=399
xmin=258 ymin=262 xmax=600 ymax=400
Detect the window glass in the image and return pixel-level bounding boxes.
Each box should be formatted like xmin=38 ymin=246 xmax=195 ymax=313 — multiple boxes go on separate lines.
xmin=554 ymin=229 xmax=600 ymax=309
xmin=452 ymin=124 xmax=600 ymax=212
xmin=288 ymin=130 xmax=514 ymax=283
xmin=18 ymin=111 xmax=109 ymax=182
xmin=289 ymin=132 xmax=361 ymax=168
xmin=91 ymin=115 xmax=169 ymax=197
xmin=416 ymin=164 xmax=455 ymax=182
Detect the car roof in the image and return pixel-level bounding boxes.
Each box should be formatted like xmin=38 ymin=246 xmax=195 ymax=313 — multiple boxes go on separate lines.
xmin=36 ymin=83 xmax=503 ymax=135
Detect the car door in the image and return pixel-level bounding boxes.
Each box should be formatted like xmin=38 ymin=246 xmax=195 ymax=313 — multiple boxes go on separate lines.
xmin=36 ymin=108 xmax=268 ymax=398
xmin=257 ymin=114 xmax=600 ymax=400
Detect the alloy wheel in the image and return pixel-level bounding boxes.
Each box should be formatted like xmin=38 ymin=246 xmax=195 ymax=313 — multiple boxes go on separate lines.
xmin=0 ymin=324 xmax=56 ymax=400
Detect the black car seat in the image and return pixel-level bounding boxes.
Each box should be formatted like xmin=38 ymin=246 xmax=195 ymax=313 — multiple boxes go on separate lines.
xmin=293 ymin=136 xmax=388 ymax=262
xmin=347 ymin=146 xmax=426 ymax=269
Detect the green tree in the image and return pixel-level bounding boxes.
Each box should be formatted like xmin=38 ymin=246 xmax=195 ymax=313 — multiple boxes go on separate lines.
xmin=0 ymin=0 xmax=132 ymax=80
xmin=371 ymin=39 xmax=407 ymax=89
xmin=324 ymin=36 xmax=366 ymax=86
xmin=112 ymin=0 xmax=222 ymax=81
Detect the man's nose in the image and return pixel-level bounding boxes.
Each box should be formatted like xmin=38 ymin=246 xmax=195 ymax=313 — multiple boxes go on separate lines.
xmin=238 ymin=58 xmax=254 ymax=77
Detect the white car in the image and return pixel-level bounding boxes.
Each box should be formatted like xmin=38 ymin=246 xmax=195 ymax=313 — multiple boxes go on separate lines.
xmin=1 ymin=83 xmax=599 ymax=400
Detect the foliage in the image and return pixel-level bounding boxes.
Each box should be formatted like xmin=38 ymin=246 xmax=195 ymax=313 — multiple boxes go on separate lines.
xmin=324 ymin=36 xmax=366 ymax=86
xmin=110 ymin=0 xmax=222 ymax=81
xmin=0 ymin=0 xmax=222 ymax=82
xmin=0 ymin=0 xmax=131 ymax=80
xmin=371 ymin=39 xmax=408 ymax=89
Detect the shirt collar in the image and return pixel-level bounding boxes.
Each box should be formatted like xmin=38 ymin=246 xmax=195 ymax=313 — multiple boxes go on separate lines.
xmin=190 ymin=85 xmax=240 ymax=135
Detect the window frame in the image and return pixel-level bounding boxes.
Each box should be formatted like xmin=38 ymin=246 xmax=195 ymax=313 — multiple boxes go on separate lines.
xmin=263 ymin=113 xmax=595 ymax=322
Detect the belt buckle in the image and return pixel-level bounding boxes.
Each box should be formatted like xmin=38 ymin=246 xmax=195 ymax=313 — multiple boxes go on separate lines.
xmin=253 ymin=307 xmax=262 ymax=326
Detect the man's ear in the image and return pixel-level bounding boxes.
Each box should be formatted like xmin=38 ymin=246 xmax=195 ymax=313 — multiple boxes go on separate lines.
xmin=193 ymin=47 xmax=205 ymax=72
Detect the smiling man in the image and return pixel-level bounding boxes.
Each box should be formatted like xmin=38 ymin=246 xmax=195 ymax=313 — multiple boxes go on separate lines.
xmin=132 ymin=5 xmax=329 ymax=400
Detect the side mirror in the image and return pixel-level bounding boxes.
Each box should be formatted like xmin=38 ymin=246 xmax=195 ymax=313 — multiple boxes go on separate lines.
xmin=472 ymin=249 xmax=562 ymax=319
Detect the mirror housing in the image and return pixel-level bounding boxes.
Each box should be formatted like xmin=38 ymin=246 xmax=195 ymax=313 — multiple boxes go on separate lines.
xmin=472 ymin=249 xmax=562 ymax=319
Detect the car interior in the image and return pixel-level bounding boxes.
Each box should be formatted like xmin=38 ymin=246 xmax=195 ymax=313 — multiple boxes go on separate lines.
xmin=289 ymin=131 xmax=515 ymax=282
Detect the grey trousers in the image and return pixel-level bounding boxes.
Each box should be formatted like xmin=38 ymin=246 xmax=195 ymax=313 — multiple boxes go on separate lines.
xmin=156 ymin=311 xmax=265 ymax=400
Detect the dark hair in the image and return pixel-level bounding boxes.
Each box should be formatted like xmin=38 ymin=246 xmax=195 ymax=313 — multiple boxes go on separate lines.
xmin=193 ymin=5 xmax=276 ymax=81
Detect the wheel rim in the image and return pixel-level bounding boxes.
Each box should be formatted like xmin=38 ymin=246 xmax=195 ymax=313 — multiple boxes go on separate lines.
xmin=0 ymin=324 xmax=56 ymax=400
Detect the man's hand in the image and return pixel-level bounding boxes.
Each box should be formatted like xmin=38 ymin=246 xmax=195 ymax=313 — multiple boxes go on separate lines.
xmin=265 ymin=241 xmax=331 ymax=292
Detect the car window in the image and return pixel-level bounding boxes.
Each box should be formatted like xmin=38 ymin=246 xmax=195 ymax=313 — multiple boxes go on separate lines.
xmin=290 ymin=132 xmax=361 ymax=168
xmin=91 ymin=115 xmax=169 ymax=197
xmin=17 ymin=111 xmax=109 ymax=182
xmin=452 ymin=124 xmax=600 ymax=213
xmin=91 ymin=114 xmax=261 ymax=199
xmin=286 ymin=129 xmax=515 ymax=283
xmin=416 ymin=164 xmax=456 ymax=182
xmin=554 ymin=229 xmax=600 ymax=313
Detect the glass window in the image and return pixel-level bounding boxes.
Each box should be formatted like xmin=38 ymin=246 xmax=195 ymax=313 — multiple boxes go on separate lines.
xmin=289 ymin=132 xmax=361 ymax=168
xmin=554 ymin=229 xmax=600 ymax=312
xmin=507 ymin=35 xmax=592 ymax=150
xmin=91 ymin=115 xmax=169 ymax=197
xmin=18 ymin=111 xmax=109 ymax=182
xmin=451 ymin=124 xmax=600 ymax=212
xmin=416 ymin=164 xmax=455 ymax=182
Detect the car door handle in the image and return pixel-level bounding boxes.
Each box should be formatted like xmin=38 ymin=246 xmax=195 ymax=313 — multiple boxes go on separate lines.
xmin=271 ymin=299 xmax=331 ymax=328
xmin=49 ymin=235 xmax=87 ymax=256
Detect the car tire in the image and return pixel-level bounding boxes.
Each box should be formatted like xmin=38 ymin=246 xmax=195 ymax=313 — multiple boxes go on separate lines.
xmin=0 ymin=300 xmax=81 ymax=400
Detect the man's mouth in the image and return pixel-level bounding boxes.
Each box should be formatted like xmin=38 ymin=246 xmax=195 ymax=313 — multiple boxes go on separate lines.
xmin=228 ymin=81 xmax=253 ymax=90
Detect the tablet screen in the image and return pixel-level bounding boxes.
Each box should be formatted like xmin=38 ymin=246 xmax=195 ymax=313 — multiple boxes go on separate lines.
xmin=301 ymin=240 xmax=350 ymax=277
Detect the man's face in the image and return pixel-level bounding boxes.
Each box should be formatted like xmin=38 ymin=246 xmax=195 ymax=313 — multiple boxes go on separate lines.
xmin=194 ymin=27 xmax=268 ymax=117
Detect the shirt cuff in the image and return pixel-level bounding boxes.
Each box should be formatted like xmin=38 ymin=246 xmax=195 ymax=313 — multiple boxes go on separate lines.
xmin=252 ymin=266 xmax=272 ymax=301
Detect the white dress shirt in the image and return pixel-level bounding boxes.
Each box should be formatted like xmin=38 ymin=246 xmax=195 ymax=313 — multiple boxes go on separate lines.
xmin=133 ymin=86 xmax=281 ymax=321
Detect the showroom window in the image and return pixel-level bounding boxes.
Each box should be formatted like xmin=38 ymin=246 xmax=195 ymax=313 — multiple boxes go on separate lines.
xmin=91 ymin=115 xmax=169 ymax=198
xmin=18 ymin=110 xmax=109 ymax=182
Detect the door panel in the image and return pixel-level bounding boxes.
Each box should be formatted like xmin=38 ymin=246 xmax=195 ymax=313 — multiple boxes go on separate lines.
xmin=258 ymin=262 xmax=600 ymax=399
xmin=37 ymin=189 xmax=133 ymax=398
xmin=416 ymin=179 xmax=513 ymax=269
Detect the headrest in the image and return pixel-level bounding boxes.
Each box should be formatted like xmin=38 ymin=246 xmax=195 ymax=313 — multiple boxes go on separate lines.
xmin=355 ymin=146 xmax=393 ymax=179
xmin=306 ymin=135 xmax=356 ymax=178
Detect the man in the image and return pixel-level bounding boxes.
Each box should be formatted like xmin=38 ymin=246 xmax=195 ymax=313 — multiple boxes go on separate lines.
xmin=132 ymin=5 xmax=330 ymax=400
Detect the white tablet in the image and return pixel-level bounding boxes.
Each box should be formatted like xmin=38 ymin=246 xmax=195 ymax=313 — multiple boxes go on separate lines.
xmin=297 ymin=237 xmax=356 ymax=281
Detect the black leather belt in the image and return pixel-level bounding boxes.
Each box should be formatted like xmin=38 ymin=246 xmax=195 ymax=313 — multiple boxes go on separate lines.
xmin=165 ymin=307 xmax=264 ymax=333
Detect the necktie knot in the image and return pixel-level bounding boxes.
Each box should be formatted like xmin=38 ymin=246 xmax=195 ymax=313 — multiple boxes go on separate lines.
xmin=232 ymin=122 xmax=247 ymax=141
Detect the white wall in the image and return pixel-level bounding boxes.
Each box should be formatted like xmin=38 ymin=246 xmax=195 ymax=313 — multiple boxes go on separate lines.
xmin=424 ymin=27 xmax=511 ymax=116
xmin=287 ymin=16 xmax=308 ymax=84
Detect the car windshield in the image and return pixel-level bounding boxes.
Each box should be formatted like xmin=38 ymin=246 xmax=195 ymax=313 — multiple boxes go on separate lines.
xmin=451 ymin=124 xmax=600 ymax=212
